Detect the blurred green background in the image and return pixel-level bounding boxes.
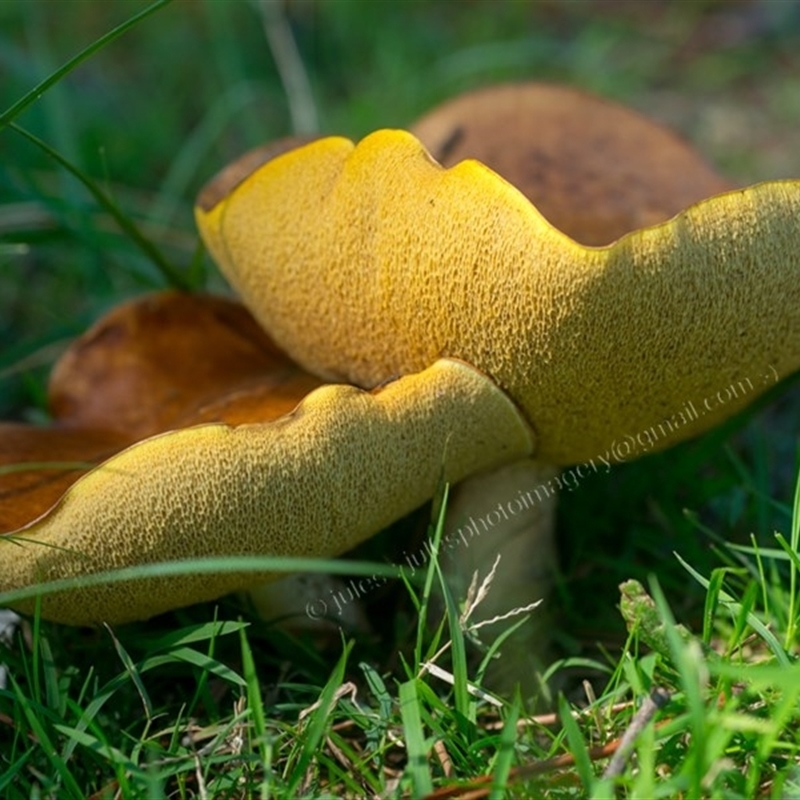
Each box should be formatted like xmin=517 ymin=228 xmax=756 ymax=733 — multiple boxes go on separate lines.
xmin=2 ymin=0 xmax=800 ymax=648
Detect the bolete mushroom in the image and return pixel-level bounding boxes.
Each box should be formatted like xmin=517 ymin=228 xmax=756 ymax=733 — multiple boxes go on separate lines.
xmin=0 ymin=293 xmax=530 ymax=625
xmin=194 ymin=83 xmax=800 ymax=633
xmin=2 ymin=83 xmax=799 ymax=645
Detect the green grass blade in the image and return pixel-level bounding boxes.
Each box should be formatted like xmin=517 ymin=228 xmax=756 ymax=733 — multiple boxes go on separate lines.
xmin=414 ymin=483 xmax=451 ymax=673
xmin=399 ymin=678 xmax=434 ymax=797
xmin=60 ymin=637 xmax=241 ymax=764
xmin=675 ymin=552 xmax=790 ymax=666
xmin=30 ymin=596 xmax=42 ymax=708
xmin=9 ymin=675 xmax=84 ymax=799
xmin=0 ymin=751 xmax=33 ymax=794
xmin=285 ymin=640 xmax=354 ymax=797
xmin=751 ymin=534 xmax=772 ymax=622
xmin=475 ymin=614 xmax=531 ymax=689
xmin=559 ymin=693 xmax=594 ymax=792
xmin=54 ymin=725 xmax=140 ymax=775
xmin=173 ymin=644 xmax=247 ymax=687
xmin=0 ymin=461 xmax=96 ymax=476
xmin=239 ymin=624 xmax=271 ymax=799
xmin=702 ymin=568 xmax=726 ymax=646
xmin=39 ymin=634 xmax=61 ymax=713
xmin=787 ymin=461 xmax=800 ymax=647
xmin=649 ymin=579 xmax=707 ymax=795
xmin=145 ymin=620 xmax=249 ymax=653
xmin=428 ymin=484 xmax=472 ymax=722
xmin=489 ymin=694 xmax=519 ymax=799
xmin=360 ymin=661 xmax=393 ymax=719
xmin=436 ymin=563 xmax=471 ymax=722
xmin=9 ymin=122 xmax=191 ymax=289
xmin=105 ymin=625 xmax=153 ymax=722
xmin=0 ymin=0 xmax=173 ymax=129
xmin=729 ymin=581 xmax=759 ymax=655
xmin=0 ymin=555 xmax=399 ymax=609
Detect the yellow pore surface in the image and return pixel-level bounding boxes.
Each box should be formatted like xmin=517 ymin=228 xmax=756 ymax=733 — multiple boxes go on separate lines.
xmin=197 ymin=131 xmax=800 ymax=464
xmin=1 ymin=359 xmax=533 ymax=625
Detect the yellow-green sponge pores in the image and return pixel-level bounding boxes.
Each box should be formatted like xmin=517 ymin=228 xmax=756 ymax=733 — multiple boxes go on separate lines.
xmin=196 ymin=130 xmax=800 ymax=464
xmin=0 ymin=359 xmax=533 ymax=625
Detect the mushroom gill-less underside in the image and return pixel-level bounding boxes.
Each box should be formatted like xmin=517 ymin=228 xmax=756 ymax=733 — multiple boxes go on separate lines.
xmin=196 ymin=129 xmax=800 ymax=465
xmin=0 ymin=296 xmax=533 ymax=625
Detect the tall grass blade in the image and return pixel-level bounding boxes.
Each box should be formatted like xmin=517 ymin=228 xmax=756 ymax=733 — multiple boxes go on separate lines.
xmin=559 ymin=693 xmax=594 ymax=792
xmin=0 ymin=0 xmax=173 ymax=129
xmin=399 ymin=678 xmax=434 ymax=797
xmin=0 ymin=555 xmax=398 ymax=609
xmin=10 ymin=675 xmax=84 ymax=799
xmin=676 ymin=552 xmax=790 ymax=666
xmin=489 ymin=694 xmax=519 ymax=799
xmin=239 ymin=624 xmax=271 ymax=799
xmin=785 ymin=462 xmax=800 ymax=647
xmin=285 ymin=640 xmax=353 ymax=797
xmin=9 ymin=122 xmax=191 ymax=289
xmin=414 ymin=483 xmax=450 ymax=673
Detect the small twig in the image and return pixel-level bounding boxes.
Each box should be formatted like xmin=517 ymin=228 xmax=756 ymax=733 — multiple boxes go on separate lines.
xmin=434 ymin=739 xmax=454 ymax=778
xmin=423 ymin=702 xmax=673 ymax=800
xmin=602 ymin=687 xmax=671 ymax=779
xmin=299 ymin=681 xmax=361 ymax=721
xmin=422 ymin=738 xmax=629 ymax=800
xmin=325 ymin=734 xmax=355 ymax=774
xmin=193 ymin=751 xmax=209 ymax=800
xmin=482 ymin=700 xmax=636 ymax=731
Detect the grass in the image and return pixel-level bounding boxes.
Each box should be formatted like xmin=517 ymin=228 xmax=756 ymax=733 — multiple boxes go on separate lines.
xmin=4 ymin=482 xmax=800 ymax=797
xmin=2 ymin=0 xmax=800 ymax=796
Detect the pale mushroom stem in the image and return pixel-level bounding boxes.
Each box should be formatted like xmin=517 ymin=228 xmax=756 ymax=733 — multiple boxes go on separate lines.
xmin=443 ymin=458 xmax=559 ymax=684
xmin=246 ymin=458 xmax=559 ymax=679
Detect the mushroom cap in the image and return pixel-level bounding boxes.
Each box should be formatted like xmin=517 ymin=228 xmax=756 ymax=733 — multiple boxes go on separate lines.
xmin=0 ymin=294 xmax=533 ymax=624
xmin=49 ymin=290 xmax=322 ymax=439
xmin=0 ymin=292 xmax=322 ymax=534
xmin=195 ymin=128 xmax=800 ymax=465
xmin=411 ymin=83 xmax=734 ymax=245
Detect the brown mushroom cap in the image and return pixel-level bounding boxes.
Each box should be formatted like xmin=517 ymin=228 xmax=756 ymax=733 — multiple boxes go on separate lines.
xmin=195 ymin=128 xmax=800 ymax=465
xmin=410 ymin=83 xmax=734 ymax=246
xmin=0 ymin=292 xmax=322 ymax=534
xmin=48 ymin=291 xmax=322 ymax=439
